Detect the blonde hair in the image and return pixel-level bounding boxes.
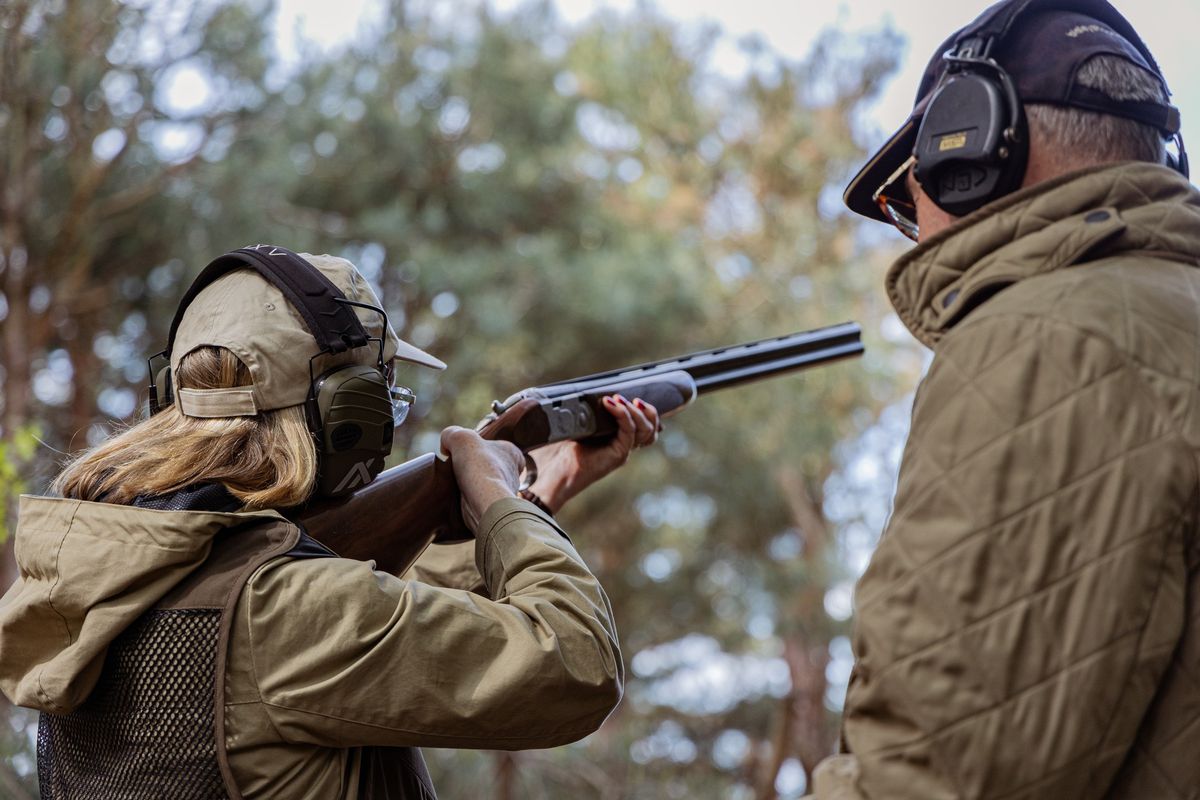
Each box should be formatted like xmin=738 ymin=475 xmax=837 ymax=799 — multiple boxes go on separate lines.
xmin=54 ymin=347 xmax=317 ymax=509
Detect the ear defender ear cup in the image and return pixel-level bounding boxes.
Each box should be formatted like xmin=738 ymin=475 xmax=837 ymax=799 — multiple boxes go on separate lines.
xmin=1166 ymin=133 xmax=1189 ymax=178
xmin=156 ymin=365 xmax=173 ymax=409
xmin=310 ymin=364 xmax=395 ymax=496
xmin=148 ymin=364 xmax=173 ymax=415
xmin=914 ymin=69 xmax=1029 ymax=217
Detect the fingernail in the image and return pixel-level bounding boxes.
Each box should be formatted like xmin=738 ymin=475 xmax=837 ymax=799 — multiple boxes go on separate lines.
xmin=618 ymin=395 xmax=629 ymax=405
xmin=633 ymin=398 xmax=646 ymax=410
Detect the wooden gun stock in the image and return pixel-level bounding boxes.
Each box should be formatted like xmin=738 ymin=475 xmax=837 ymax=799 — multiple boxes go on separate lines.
xmin=294 ymin=453 xmax=466 ymax=576
xmin=295 ymin=322 xmax=864 ymax=575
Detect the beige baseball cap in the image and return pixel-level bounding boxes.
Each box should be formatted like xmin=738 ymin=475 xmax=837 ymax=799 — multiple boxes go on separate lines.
xmin=169 ymin=252 xmax=445 ymax=418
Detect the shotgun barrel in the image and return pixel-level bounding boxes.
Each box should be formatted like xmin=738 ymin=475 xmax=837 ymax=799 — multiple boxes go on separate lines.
xmin=481 ymin=323 xmax=863 ymax=449
xmin=296 ymin=322 xmax=865 ymax=575
xmin=512 ymin=322 xmax=862 ymax=403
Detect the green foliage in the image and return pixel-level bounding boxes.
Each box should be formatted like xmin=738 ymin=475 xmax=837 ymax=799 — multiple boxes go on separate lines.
xmin=0 ymin=0 xmax=279 ymax=479
xmin=0 ymin=0 xmax=917 ymax=796
xmin=0 ymin=426 xmax=39 ymax=543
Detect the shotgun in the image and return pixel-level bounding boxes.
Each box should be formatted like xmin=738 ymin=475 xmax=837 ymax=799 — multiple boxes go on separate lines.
xmin=295 ymin=322 xmax=863 ymax=575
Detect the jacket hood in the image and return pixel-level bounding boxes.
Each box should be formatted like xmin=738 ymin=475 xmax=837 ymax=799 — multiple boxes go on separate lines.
xmin=887 ymin=162 xmax=1200 ymax=349
xmin=0 ymin=495 xmax=281 ymax=713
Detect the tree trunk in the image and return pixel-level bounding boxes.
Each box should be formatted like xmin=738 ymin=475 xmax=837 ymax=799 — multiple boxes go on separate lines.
xmin=1 ymin=237 xmax=32 ymax=586
xmin=756 ymin=688 xmax=797 ymax=800
xmin=769 ymin=464 xmax=839 ymax=791
xmin=0 ymin=760 xmax=35 ymax=800
xmin=494 ymin=751 xmax=517 ymax=800
xmin=1 ymin=243 xmax=32 ymax=439
xmin=786 ymin=638 xmax=832 ymax=780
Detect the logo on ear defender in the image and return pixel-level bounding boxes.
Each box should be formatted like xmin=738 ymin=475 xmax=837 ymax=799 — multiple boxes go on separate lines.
xmin=333 ymin=459 xmax=378 ymax=494
xmin=939 ymin=131 xmax=969 ymax=152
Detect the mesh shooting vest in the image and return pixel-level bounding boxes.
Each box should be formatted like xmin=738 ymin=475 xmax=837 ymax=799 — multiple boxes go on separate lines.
xmin=36 ymin=486 xmax=436 ymax=800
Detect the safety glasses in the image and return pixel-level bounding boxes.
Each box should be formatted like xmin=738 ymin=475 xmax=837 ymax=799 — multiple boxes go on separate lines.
xmin=382 ymin=360 xmax=415 ymax=427
xmin=872 ymin=155 xmax=919 ymax=242
xmin=389 ymin=386 xmax=415 ymax=427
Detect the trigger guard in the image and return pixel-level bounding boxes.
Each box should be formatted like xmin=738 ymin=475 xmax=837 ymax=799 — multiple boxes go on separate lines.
xmin=519 ymin=453 xmax=537 ymax=492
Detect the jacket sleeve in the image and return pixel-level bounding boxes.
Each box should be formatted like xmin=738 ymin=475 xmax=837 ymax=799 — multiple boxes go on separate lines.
xmin=402 ymin=539 xmax=488 ymax=595
xmin=237 ymin=497 xmax=623 ymax=750
xmin=843 ymin=312 xmax=1194 ymax=799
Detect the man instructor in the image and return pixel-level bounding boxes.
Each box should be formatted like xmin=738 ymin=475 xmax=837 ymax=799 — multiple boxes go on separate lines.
xmin=811 ymin=0 xmax=1200 ymax=797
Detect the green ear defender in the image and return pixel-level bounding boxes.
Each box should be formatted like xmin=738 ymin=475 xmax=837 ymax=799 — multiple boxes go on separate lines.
xmin=310 ymin=363 xmax=396 ymax=496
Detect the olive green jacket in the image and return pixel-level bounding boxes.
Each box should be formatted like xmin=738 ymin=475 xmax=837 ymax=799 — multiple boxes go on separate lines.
xmin=816 ymin=162 xmax=1200 ymax=799
xmin=0 ymin=495 xmax=622 ymax=797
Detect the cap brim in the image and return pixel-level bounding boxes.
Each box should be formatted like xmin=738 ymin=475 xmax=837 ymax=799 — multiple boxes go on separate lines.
xmin=394 ymin=338 xmax=447 ymax=371
xmin=843 ymin=117 xmax=919 ymax=224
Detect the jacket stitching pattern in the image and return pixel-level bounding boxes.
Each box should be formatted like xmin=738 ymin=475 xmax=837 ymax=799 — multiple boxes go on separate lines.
xmin=855 ymin=164 xmax=1200 ymax=798
xmin=1084 ymin=503 xmax=1186 ymax=796
xmin=868 ymin=625 xmax=1144 ymax=762
xmin=856 ymin=325 xmax=1189 ymax=791
xmin=859 ymin=320 xmax=1194 ymax=796
xmin=865 ymin=357 xmax=1128 ymax=576
xmin=869 ymin=513 xmax=1175 ymax=679
xmin=882 ymin=319 xmax=1098 ymax=516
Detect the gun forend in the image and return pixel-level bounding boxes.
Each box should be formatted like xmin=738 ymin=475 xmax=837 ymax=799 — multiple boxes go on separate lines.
xmin=480 ymin=370 xmax=697 ymax=450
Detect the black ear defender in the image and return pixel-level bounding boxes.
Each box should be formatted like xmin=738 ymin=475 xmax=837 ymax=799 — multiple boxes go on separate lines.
xmin=913 ymin=0 xmax=1187 ymax=218
xmin=914 ymin=37 xmax=1030 ymax=217
xmin=1166 ymin=131 xmax=1189 ymax=179
xmin=147 ymin=245 xmax=401 ymax=499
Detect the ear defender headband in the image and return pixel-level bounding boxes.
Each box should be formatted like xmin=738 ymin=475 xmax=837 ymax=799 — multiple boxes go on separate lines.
xmin=148 ymin=245 xmax=402 ymax=499
xmin=914 ymin=0 xmax=1188 ymax=218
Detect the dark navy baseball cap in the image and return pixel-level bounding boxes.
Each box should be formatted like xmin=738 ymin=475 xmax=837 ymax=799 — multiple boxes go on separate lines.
xmin=843 ymin=0 xmax=1182 ymax=224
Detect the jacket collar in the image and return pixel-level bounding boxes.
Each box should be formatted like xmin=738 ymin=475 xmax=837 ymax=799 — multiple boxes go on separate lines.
xmin=887 ymin=162 xmax=1200 ymax=349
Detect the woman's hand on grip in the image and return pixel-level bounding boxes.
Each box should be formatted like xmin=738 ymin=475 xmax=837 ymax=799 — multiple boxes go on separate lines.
xmin=526 ymin=395 xmax=660 ymax=514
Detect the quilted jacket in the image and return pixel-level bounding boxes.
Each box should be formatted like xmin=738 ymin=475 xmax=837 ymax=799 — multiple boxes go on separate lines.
xmin=828 ymin=162 xmax=1200 ymax=799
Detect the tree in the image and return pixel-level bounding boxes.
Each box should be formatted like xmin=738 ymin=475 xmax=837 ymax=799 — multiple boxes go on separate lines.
xmin=0 ymin=0 xmax=278 ymax=550
xmin=0 ymin=1 xmax=915 ymax=796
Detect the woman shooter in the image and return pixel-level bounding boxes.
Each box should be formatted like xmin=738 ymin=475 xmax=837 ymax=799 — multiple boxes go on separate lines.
xmin=0 ymin=247 xmax=658 ymax=799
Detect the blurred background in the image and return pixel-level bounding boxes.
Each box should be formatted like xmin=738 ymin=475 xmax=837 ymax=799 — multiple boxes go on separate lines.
xmin=0 ymin=1 xmax=1192 ymax=798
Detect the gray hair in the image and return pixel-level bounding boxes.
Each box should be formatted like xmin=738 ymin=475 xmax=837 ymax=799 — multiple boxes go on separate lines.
xmin=1025 ymin=54 xmax=1169 ymax=164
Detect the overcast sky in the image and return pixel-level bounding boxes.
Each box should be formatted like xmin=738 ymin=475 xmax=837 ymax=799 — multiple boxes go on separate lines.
xmin=273 ymin=0 xmax=1200 ymax=160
